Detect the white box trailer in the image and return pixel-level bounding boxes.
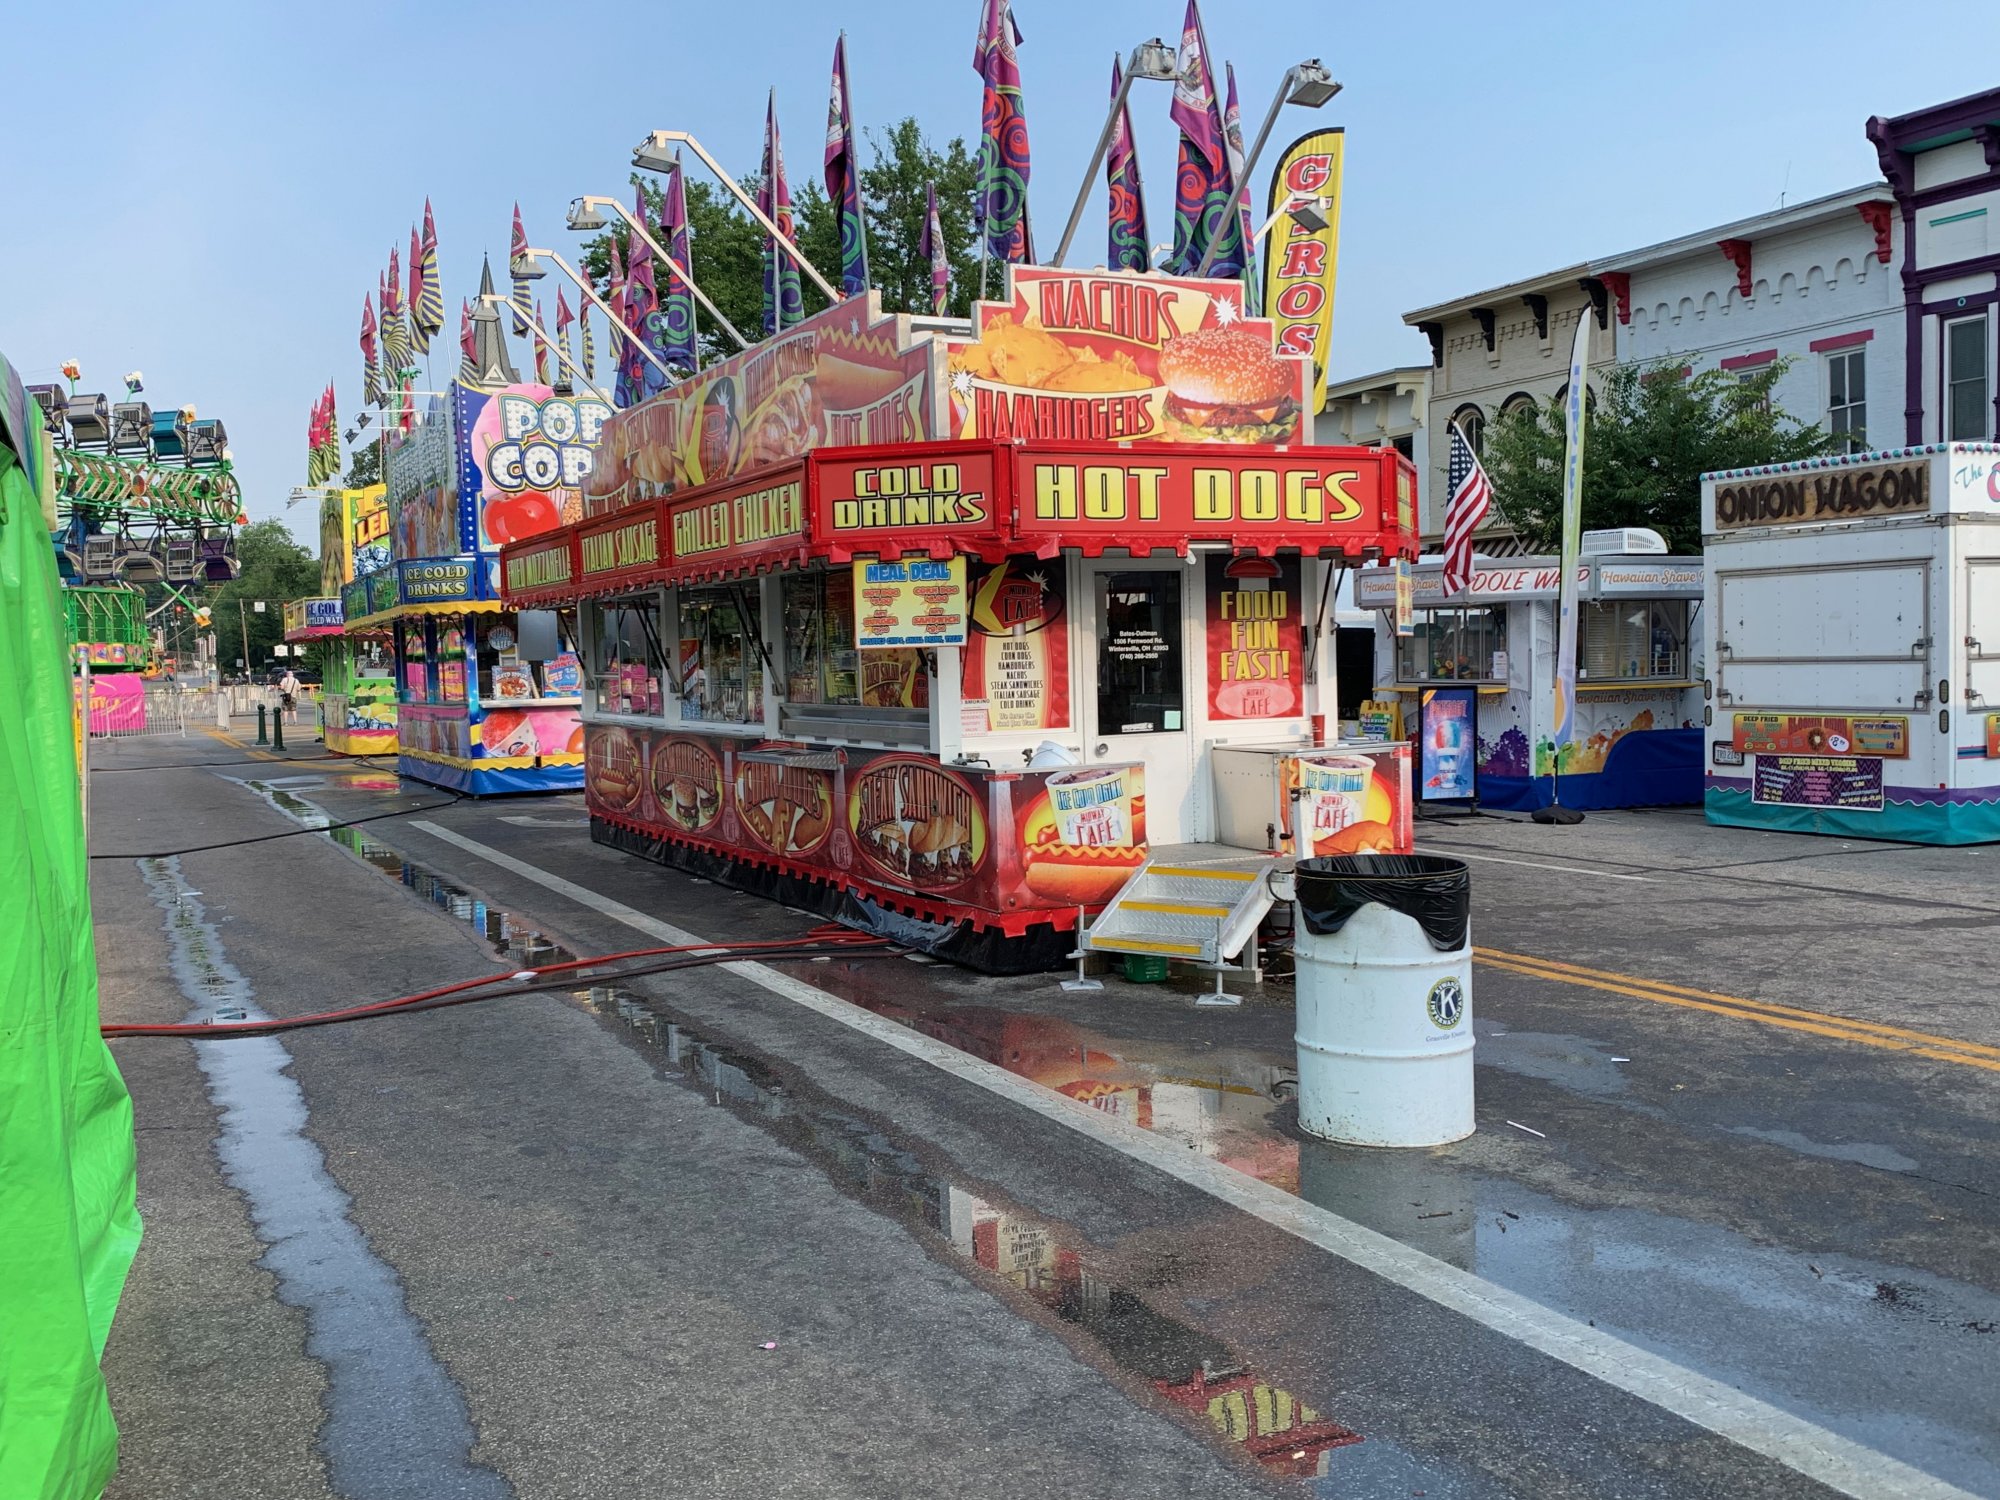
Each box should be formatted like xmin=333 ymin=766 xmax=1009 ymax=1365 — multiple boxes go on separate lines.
xmin=1702 ymin=444 xmax=2000 ymax=843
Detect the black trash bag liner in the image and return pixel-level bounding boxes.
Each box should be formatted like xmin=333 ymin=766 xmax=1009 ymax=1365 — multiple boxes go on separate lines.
xmin=1293 ymin=854 xmax=1470 ymax=952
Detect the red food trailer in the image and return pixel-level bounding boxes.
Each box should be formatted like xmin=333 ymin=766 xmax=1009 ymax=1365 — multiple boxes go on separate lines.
xmin=499 ymin=269 xmax=1419 ymax=971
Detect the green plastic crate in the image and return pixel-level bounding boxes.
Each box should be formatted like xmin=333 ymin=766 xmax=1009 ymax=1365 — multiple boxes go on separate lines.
xmin=1122 ymin=953 xmax=1172 ymax=983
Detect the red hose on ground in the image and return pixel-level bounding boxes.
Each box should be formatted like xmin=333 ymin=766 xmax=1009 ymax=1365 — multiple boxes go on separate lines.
xmin=103 ymin=927 xmax=890 ymax=1040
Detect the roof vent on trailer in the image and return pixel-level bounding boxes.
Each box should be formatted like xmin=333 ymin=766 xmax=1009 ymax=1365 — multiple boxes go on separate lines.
xmin=1581 ymin=527 xmax=1667 ymax=556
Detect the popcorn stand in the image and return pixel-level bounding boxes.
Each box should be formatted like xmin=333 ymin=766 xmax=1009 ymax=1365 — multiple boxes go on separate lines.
xmin=500 ymin=270 xmax=1421 ymax=970
xmin=348 ymin=380 xmax=605 ymax=793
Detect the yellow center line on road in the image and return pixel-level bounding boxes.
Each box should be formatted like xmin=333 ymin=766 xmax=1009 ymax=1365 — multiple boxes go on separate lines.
xmin=201 ymin=726 xmax=282 ymax=760
xmin=1475 ymin=946 xmax=2000 ymax=1073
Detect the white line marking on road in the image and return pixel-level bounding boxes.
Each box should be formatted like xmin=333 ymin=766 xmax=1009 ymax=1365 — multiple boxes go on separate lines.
xmin=407 ymin=819 xmax=1972 ymax=1500
xmin=1424 ymin=848 xmax=1655 ymax=882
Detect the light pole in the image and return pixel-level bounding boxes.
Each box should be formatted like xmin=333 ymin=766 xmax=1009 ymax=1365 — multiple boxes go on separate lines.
xmin=1050 ymin=39 xmax=1181 ymax=268
xmin=630 ymin=130 xmax=843 ymax=306
xmin=558 ymin=207 xmax=751 ymax=353
xmin=1195 ymin=60 xmax=1342 ymax=277
xmin=512 ymin=244 xmax=680 ymax=383
xmin=479 ymin=293 xmax=613 ymax=403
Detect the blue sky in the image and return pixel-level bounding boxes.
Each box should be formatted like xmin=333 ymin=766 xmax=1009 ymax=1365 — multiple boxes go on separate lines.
xmin=3 ymin=0 xmax=1995 ymax=533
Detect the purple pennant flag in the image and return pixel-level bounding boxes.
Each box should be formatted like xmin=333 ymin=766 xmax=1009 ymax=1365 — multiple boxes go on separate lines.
xmin=624 ymin=187 xmax=665 ymax=401
xmin=1107 ymin=57 xmax=1148 ymax=274
xmin=1167 ymin=0 xmax=1241 ymax=278
xmin=972 ymin=0 xmax=1033 ymax=266
xmin=918 ymin=181 xmax=949 ymax=314
xmin=824 ymin=34 xmax=870 ymax=297
xmin=759 ymin=91 xmax=805 ymax=334
xmin=1224 ymin=63 xmax=1258 ymax=309
xmin=657 ymin=159 xmax=699 ymax=371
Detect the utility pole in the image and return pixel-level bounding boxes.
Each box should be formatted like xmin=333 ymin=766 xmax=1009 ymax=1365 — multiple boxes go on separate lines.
xmin=238 ymin=598 xmax=251 ymax=680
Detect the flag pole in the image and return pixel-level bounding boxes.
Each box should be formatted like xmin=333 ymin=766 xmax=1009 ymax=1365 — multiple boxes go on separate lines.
xmin=1533 ymin=313 xmax=1593 ymax=827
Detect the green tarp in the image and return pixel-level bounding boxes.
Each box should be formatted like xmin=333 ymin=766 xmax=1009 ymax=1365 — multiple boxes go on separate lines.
xmin=0 ymin=354 xmax=141 ymax=1500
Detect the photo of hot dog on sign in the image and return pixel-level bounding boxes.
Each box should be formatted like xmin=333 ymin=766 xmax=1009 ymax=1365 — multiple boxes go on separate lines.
xmin=945 ymin=266 xmax=1311 ymax=446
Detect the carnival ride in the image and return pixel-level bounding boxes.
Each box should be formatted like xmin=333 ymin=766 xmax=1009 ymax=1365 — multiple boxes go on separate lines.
xmin=30 ymin=372 xmax=244 ymax=673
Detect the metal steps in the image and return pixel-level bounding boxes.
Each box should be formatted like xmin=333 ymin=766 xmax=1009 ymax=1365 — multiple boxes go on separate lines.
xmin=1082 ymin=860 xmax=1275 ymax=984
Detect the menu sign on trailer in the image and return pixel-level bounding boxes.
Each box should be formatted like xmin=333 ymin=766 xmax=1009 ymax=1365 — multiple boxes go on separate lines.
xmin=504 ymin=536 xmax=576 ymax=602
xmin=1752 ymin=755 xmax=1885 ymax=811
xmin=1732 ymin=713 xmax=1909 ymax=758
xmin=813 ymin=443 xmax=1008 ymax=562
xmin=579 ymin=505 xmax=662 ymax=590
xmin=1011 ymin=444 xmax=1410 ymax=555
xmin=946 ymin=267 xmax=1311 ymax=446
xmin=662 ymin=464 xmax=808 ymax=583
xmin=856 ymin=557 xmax=968 ymax=648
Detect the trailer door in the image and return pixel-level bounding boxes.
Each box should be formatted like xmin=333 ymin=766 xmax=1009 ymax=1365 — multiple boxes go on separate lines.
xmin=1715 ymin=558 xmax=1930 ymax=711
xmin=1965 ymin=558 xmax=2000 ymax=715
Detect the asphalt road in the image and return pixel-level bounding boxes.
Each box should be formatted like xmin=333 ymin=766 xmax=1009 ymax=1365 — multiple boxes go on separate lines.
xmin=87 ymin=729 xmax=2000 ymax=1499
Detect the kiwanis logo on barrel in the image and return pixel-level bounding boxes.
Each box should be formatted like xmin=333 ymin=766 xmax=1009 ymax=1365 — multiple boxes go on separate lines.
xmin=1427 ymin=975 xmax=1466 ymax=1031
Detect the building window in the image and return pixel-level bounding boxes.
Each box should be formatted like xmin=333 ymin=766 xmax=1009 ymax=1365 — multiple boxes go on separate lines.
xmin=1826 ymin=347 xmax=1866 ymax=453
xmin=1450 ymin=405 xmax=1485 ymax=455
xmin=1579 ymin=599 xmax=1690 ymax=683
xmin=1396 ymin=606 xmax=1508 ymax=684
xmin=1946 ymin=312 xmax=1990 ymax=441
xmin=1500 ymin=392 xmax=1537 ymax=421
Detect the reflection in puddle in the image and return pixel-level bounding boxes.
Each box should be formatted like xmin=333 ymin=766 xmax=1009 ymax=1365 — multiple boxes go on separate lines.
xmin=581 ymin=986 xmax=1361 ymax=1479
xmin=258 ymin=780 xmax=1361 ymax=1481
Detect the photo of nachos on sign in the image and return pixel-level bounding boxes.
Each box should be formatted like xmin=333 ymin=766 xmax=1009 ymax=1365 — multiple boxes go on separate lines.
xmin=945 ymin=267 xmax=1311 ymax=446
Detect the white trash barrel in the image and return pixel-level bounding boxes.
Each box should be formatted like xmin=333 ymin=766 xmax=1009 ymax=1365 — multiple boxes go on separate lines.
xmin=1292 ymin=855 xmax=1474 ymax=1147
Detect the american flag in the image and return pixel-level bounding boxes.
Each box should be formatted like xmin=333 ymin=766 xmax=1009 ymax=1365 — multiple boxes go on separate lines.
xmin=1442 ymin=420 xmax=1492 ymax=597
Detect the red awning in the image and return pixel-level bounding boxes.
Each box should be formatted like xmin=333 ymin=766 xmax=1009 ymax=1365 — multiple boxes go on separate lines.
xmin=497 ymin=438 xmax=1419 ymax=607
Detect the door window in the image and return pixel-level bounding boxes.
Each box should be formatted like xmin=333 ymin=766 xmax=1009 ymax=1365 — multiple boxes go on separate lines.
xmin=1096 ymin=571 xmax=1184 ymax=734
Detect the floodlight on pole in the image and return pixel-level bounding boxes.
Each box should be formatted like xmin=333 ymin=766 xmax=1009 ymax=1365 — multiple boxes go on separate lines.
xmin=515 ymin=244 xmax=678 ymax=381
xmin=561 ymin=208 xmax=750 ymax=353
xmin=480 ymin=293 xmax=613 ymax=403
xmin=630 ymin=130 xmax=843 ymax=305
xmin=1051 ymin=40 xmax=1180 ymax=268
xmin=1195 ymin=60 xmax=1342 ymax=277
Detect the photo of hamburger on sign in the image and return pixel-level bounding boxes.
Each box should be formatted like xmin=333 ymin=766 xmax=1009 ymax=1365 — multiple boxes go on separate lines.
xmin=945 ymin=266 xmax=1309 ymax=447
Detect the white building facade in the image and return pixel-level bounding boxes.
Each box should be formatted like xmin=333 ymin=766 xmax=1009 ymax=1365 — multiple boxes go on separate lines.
xmin=1594 ymin=186 xmax=1902 ymax=454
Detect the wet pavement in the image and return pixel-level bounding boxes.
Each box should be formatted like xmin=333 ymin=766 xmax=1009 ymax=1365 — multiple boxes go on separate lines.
xmin=88 ymin=731 xmax=2000 ymax=1498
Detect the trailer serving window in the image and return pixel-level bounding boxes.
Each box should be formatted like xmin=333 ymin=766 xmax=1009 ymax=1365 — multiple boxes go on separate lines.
xmin=778 ymin=566 xmax=928 ymax=743
xmin=1397 ymin=606 xmax=1507 ymax=683
xmin=679 ymin=585 xmax=765 ymax=725
xmin=1580 ymin=599 xmax=1690 ymax=682
xmin=585 ymin=594 xmax=670 ymax=720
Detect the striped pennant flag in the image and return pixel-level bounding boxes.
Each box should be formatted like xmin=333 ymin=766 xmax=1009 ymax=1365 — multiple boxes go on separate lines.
xmin=510 ymin=203 xmax=531 ymax=335
xmin=416 ymin=198 xmax=446 ymax=340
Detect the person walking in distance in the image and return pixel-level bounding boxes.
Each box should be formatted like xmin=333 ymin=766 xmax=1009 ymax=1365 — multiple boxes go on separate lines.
xmin=278 ymin=666 xmax=300 ymax=724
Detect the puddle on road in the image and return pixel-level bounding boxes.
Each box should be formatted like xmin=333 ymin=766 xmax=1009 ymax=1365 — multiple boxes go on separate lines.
xmin=243 ymin=778 xmax=1365 ymax=1482
xmin=136 ymin=854 xmax=509 ymax=1500
xmin=248 ymin=776 xmax=2000 ymax=1496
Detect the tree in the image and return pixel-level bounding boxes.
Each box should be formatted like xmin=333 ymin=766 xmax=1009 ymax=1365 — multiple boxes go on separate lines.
xmin=1481 ymin=360 xmax=1836 ymax=554
xmin=343 ymin=439 xmax=380 ymax=489
xmin=856 ymin=118 xmax=984 ymax=318
xmin=208 ymin=520 xmax=322 ymax=671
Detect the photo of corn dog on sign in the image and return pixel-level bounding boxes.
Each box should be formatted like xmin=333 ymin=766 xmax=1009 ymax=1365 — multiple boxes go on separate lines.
xmin=581 ymin=293 xmax=938 ymax=517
